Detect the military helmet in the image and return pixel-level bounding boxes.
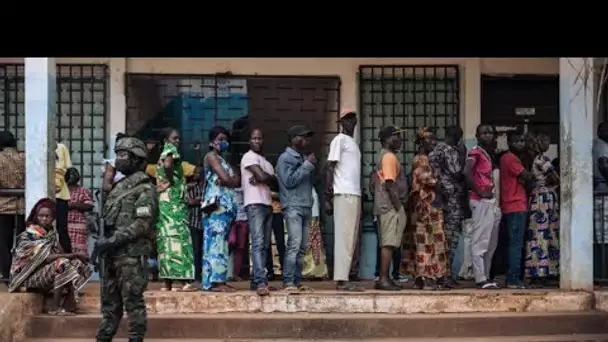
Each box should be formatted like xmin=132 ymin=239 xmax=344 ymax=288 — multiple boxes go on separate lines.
xmin=115 ymin=137 xmax=148 ymax=159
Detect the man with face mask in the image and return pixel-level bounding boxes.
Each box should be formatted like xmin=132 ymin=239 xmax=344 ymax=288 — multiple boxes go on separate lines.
xmin=275 ymin=125 xmax=316 ymax=293
xmin=92 ymin=136 xmax=157 ymax=342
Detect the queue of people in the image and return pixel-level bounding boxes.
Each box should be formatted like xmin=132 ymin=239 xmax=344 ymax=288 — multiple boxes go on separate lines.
xmin=0 ymin=112 xmax=566 ymax=316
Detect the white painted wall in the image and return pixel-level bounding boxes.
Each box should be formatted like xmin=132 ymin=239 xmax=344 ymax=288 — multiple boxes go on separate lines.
xmin=2 ymin=57 xmax=560 ymax=148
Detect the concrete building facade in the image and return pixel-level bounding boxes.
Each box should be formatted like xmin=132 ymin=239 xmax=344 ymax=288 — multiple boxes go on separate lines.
xmin=9 ymin=57 xmax=596 ymax=290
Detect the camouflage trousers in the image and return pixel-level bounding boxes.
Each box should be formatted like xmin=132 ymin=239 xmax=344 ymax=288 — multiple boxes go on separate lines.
xmin=96 ymin=256 xmax=149 ymax=342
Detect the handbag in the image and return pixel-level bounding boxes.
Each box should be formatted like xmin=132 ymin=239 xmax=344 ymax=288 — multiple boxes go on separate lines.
xmin=200 ymin=168 xmax=219 ymax=214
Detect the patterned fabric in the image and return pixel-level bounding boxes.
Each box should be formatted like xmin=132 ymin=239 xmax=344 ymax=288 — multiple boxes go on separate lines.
xmin=401 ymin=154 xmax=449 ymax=279
xmin=524 ymin=154 xmax=560 ymax=278
xmin=67 ymin=223 xmax=88 ymax=255
xmin=202 ymin=211 xmax=234 ymax=288
xmin=67 ymin=186 xmax=93 ymax=224
xmin=67 ymin=185 xmax=92 ymax=255
xmin=302 ymin=217 xmax=328 ymax=279
xmin=146 ymin=161 xmax=197 ymax=180
xmin=0 ymin=147 xmax=25 ymax=214
xmin=9 ymin=224 xmax=92 ymax=293
xmin=155 ymin=143 xmax=194 ymax=280
xmin=428 ymin=142 xmax=465 ymax=258
xmin=186 ymin=181 xmax=203 ymax=230
xmin=201 ymin=153 xmax=237 ymax=289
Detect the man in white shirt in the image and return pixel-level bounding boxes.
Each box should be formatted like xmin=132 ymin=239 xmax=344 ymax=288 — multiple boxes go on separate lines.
xmin=325 ymin=110 xmax=364 ymax=291
xmin=240 ymin=128 xmax=276 ymax=296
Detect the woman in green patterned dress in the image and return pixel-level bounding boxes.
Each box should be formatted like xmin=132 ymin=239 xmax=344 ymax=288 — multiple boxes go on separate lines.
xmin=156 ymin=127 xmax=195 ymax=291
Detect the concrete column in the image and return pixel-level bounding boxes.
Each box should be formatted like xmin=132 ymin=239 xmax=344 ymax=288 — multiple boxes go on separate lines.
xmin=24 ymin=58 xmax=56 ymax=214
xmin=462 ymin=58 xmax=481 ymax=145
xmin=559 ymin=57 xmax=594 ymax=291
xmin=107 ymin=58 xmax=126 ymax=158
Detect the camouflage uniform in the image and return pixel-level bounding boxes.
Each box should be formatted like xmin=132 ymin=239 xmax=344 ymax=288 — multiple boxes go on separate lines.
xmin=95 ymin=137 xmax=156 ymax=342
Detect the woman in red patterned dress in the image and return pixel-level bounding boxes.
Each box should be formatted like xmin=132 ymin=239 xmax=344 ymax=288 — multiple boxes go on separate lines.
xmin=65 ymin=167 xmax=94 ymax=255
xmin=404 ymin=127 xmax=451 ymax=290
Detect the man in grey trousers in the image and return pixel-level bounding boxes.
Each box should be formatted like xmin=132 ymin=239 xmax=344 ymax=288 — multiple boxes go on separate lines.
xmin=463 ymin=124 xmax=501 ymax=289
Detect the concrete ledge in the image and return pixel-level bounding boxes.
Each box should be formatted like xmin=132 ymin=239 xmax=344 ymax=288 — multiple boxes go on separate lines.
xmin=0 ymin=293 xmax=43 ymax=342
xmin=79 ymin=290 xmax=593 ymax=314
xmin=28 ymin=311 xmax=608 ymax=339
xmin=594 ymin=291 xmax=608 ymax=311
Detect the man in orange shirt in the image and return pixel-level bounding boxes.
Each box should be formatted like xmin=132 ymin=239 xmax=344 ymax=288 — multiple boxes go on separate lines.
xmin=372 ymin=126 xmax=408 ymax=291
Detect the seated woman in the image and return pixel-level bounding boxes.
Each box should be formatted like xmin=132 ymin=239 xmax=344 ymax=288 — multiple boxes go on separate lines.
xmin=8 ymin=198 xmax=92 ymax=316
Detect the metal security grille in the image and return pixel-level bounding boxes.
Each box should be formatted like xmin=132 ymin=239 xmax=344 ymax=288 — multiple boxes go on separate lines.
xmin=0 ymin=64 xmax=25 ymax=150
xmin=125 ymin=74 xmax=340 ymax=165
xmin=0 ymin=63 xmax=109 ymax=193
xmin=358 ymin=65 xmax=460 ymax=230
xmin=125 ymin=73 xmax=341 ymax=275
xmin=56 ymin=65 xmax=109 ymax=193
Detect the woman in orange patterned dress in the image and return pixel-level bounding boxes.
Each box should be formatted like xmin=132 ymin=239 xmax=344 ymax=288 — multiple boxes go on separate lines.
xmin=405 ymin=127 xmax=451 ymax=290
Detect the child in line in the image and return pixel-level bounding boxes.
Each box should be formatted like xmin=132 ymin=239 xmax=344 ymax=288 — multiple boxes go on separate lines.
xmin=186 ymin=166 xmax=204 ymax=289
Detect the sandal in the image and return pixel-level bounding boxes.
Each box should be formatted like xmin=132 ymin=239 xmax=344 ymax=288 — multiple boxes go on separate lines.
xmin=282 ymin=285 xmax=299 ymax=294
xmin=48 ymin=308 xmax=75 ymax=316
xmin=414 ymin=278 xmax=435 ymax=291
xmin=435 ymin=281 xmax=451 ymax=291
xmin=211 ymin=284 xmax=236 ymax=293
xmin=180 ymin=283 xmax=199 ymax=292
xmin=297 ymin=284 xmax=314 ymax=292
xmin=336 ymin=282 xmax=365 ymax=292
xmin=256 ymin=285 xmax=270 ymax=297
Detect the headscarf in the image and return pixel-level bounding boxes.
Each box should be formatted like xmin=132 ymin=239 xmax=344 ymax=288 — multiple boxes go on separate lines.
xmin=8 ymin=198 xmax=58 ymax=292
xmin=415 ymin=127 xmax=432 ymax=147
xmin=25 ymin=197 xmax=56 ymax=227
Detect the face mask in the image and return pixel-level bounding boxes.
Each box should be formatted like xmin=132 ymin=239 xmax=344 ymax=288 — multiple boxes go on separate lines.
xmin=214 ymin=140 xmax=230 ymax=152
xmin=115 ymin=159 xmax=137 ymax=175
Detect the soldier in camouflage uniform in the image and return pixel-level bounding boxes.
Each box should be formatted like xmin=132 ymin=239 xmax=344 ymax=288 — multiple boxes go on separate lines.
xmin=92 ymin=136 xmax=156 ymax=342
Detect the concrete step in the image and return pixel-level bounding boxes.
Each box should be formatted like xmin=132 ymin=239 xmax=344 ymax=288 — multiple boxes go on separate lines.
xmin=27 ymin=311 xmax=608 ymax=339
xmin=75 ymin=289 xmax=593 ymax=314
xmin=22 ymin=337 xmax=608 ymax=342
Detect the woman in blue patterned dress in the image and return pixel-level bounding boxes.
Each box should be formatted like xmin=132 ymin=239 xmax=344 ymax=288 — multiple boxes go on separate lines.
xmin=202 ymin=126 xmax=240 ymax=292
xmin=524 ymin=132 xmax=560 ymax=287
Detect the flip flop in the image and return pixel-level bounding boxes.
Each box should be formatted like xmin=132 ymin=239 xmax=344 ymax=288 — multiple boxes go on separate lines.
xmin=181 ymin=284 xmax=198 ymax=292
xmin=211 ymin=284 xmax=236 ymax=293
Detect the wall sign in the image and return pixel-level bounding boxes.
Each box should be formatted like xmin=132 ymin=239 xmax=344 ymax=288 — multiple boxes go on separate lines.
xmin=515 ymin=107 xmax=536 ymax=116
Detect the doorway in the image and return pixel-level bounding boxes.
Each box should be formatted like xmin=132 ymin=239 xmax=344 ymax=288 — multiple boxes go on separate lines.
xmin=480 ymin=75 xmax=559 ymax=159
